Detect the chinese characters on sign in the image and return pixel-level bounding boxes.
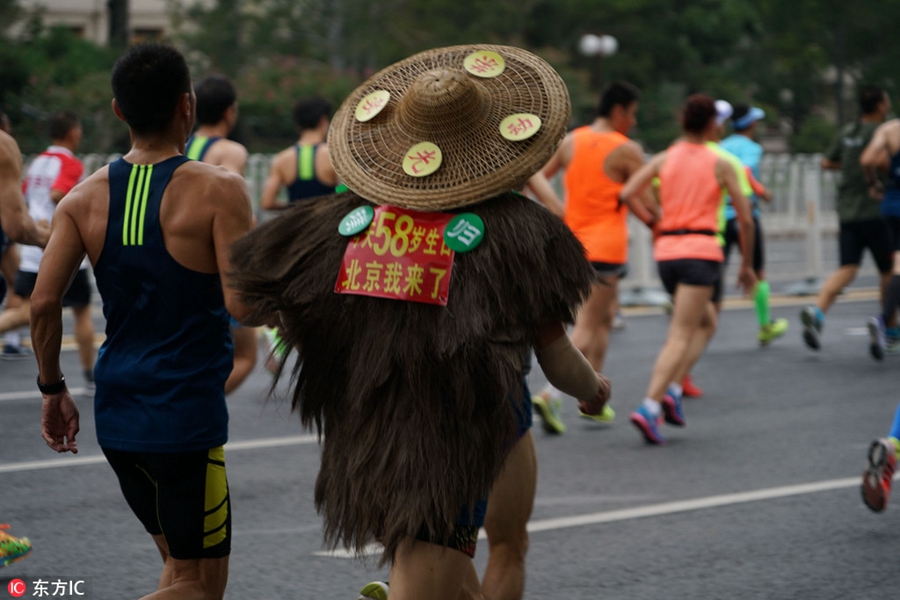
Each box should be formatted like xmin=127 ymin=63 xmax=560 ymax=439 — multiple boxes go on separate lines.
xmin=499 ymin=113 xmax=542 ymax=141
xmin=354 ymin=90 xmax=391 ymax=122
xmin=443 ymin=213 xmax=485 ymax=252
xmin=335 ymin=205 xmax=455 ymax=306
xmin=402 ymin=142 xmax=442 ymax=177
xmin=463 ymin=50 xmax=506 ymax=78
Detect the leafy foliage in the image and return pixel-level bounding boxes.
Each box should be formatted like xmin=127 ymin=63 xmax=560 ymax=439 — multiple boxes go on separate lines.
xmin=1 ymin=0 xmax=897 ymax=154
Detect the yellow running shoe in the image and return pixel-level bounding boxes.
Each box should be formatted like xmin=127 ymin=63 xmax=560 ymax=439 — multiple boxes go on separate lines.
xmin=358 ymin=581 xmax=389 ymax=600
xmin=532 ymin=393 xmax=566 ymax=434
xmin=759 ymin=318 xmax=789 ymax=346
xmin=579 ymin=403 xmax=616 ymax=423
xmin=0 ymin=524 xmax=32 ymax=567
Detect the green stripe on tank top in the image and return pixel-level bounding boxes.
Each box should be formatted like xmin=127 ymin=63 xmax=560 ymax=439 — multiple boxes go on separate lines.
xmin=299 ymin=145 xmax=314 ymax=181
xmin=136 ymin=164 xmax=153 ymax=246
xmin=186 ymin=136 xmax=207 ymax=161
xmin=122 ymin=164 xmax=140 ymax=245
xmin=129 ymin=165 xmax=146 ymax=246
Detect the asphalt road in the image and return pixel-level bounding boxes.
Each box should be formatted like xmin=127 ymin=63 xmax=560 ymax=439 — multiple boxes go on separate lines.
xmin=2 ymin=294 xmax=900 ymax=599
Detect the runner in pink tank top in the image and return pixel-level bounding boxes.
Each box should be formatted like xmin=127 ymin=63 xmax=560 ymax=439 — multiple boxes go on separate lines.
xmin=619 ymin=94 xmax=757 ymax=445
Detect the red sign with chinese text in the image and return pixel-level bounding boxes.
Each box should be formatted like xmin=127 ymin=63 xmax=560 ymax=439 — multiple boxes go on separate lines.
xmin=335 ymin=205 xmax=455 ymax=306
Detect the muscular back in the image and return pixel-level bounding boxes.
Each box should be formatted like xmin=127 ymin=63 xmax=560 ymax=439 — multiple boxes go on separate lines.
xmin=58 ymin=157 xmax=253 ymax=317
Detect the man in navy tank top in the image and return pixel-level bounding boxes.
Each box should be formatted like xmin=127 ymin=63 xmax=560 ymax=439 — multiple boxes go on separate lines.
xmin=259 ymin=96 xmax=339 ymax=209
xmin=30 ymin=43 xmax=263 ymax=600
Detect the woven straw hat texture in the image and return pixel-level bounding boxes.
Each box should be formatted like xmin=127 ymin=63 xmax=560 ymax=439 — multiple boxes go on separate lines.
xmin=328 ymin=44 xmax=571 ymax=210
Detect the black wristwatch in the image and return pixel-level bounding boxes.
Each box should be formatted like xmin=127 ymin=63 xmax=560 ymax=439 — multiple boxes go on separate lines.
xmin=37 ymin=375 xmax=67 ymax=395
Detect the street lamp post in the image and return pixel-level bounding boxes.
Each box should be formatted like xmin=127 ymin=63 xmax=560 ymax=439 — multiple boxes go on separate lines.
xmin=578 ymin=34 xmax=618 ymax=90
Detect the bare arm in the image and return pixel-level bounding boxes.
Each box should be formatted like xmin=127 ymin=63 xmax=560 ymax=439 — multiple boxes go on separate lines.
xmin=541 ymin=133 xmax=573 ymax=179
xmin=617 ymin=143 xmax=660 ymax=223
xmin=31 ymin=200 xmax=86 ymax=453
xmin=533 ymin=320 xmax=611 ymax=415
xmin=0 ymin=132 xmax=49 ymax=246
xmin=214 ymin=174 xmax=264 ymax=325
xmin=619 ymin=152 xmax=666 ymax=226
xmin=717 ymin=158 xmax=757 ymax=294
xmin=861 ymin=121 xmax=895 ymax=170
xmin=260 ymin=153 xmax=288 ymax=210
xmin=525 ymin=171 xmax=564 ymax=218
xmin=861 ymin=121 xmax=897 ymax=199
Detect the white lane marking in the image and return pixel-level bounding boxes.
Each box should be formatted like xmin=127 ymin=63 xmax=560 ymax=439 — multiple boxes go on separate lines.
xmin=0 ymin=388 xmax=90 ymax=402
xmin=314 ymin=474 xmax=896 ymax=558
xmin=0 ymin=434 xmax=319 ymax=474
xmin=845 ymin=327 xmax=869 ymax=336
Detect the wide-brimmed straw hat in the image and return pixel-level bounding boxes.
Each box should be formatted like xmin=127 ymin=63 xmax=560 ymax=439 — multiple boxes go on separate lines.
xmin=328 ymin=44 xmax=571 ymax=211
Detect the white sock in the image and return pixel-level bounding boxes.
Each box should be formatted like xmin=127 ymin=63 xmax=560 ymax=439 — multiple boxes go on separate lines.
xmin=668 ymin=382 xmax=683 ymax=398
xmin=642 ymin=398 xmax=661 ymax=416
xmin=4 ymin=331 xmax=20 ymax=348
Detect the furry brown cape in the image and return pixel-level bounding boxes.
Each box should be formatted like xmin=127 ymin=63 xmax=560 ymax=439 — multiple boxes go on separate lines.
xmin=230 ymin=190 xmax=594 ymax=564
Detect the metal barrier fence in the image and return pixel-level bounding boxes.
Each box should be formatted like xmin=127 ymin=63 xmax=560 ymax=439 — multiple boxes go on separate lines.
xmin=59 ymin=152 xmax=847 ymax=303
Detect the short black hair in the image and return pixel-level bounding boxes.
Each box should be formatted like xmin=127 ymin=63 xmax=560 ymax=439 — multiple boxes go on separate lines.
xmin=292 ymin=96 xmax=331 ymax=131
xmin=111 ymin=43 xmax=192 ymax=135
xmin=195 ymin=75 xmax=237 ymax=126
xmin=860 ymin=85 xmax=887 ymax=115
xmin=597 ymin=82 xmax=640 ymax=117
xmin=48 ymin=110 xmax=79 ymax=141
xmin=681 ymin=94 xmax=716 ymax=134
xmin=730 ymin=103 xmax=751 ymax=130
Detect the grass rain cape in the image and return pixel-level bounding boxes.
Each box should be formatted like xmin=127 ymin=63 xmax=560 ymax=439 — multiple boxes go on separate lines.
xmin=230 ymin=190 xmax=594 ymax=563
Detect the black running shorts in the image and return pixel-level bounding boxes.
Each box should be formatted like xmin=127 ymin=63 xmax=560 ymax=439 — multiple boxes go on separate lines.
xmin=885 ymin=216 xmax=900 ymax=253
xmin=722 ymin=216 xmax=765 ymax=273
xmin=591 ymin=261 xmax=628 ymax=279
xmin=103 ymin=446 xmax=231 ymax=560
xmin=838 ymin=218 xmax=893 ymax=273
xmin=14 ymin=269 xmax=92 ymax=307
xmin=657 ymin=258 xmax=723 ymax=304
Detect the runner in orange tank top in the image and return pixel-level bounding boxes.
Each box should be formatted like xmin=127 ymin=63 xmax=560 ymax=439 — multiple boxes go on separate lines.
xmin=620 ymin=94 xmax=756 ymax=445
xmin=530 ymin=82 xmax=659 ymax=434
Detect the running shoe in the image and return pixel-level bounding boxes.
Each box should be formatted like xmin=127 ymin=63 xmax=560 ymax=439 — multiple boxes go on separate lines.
xmin=886 ymin=328 xmax=900 ymax=355
xmin=0 ymin=344 xmax=33 ymax=360
xmin=661 ymin=386 xmax=685 ymax=426
xmin=532 ymin=393 xmax=566 ymax=434
xmin=0 ymin=524 xmax=32 ymax=568
xmin=681 ymin=373 xmax=704 ymax=398
xmin=630 ymin=405 xmax=665 ymax=445
xmin=800 ymin=305 xmax=822 ymax=350
xmin=262 ymin=327 xmax=288 ymax=374
xmin=759 ymin=318 xmax=789 ymax=346
xmin=358 ymin=581 xmax=389 ymax=600
xmin=868 ymin=316 xmax=887 ymax=362
xmin=861 ymin=437 xmax=898 ymax=513
xmin=578 ymin=403 xmax=616 ymax=423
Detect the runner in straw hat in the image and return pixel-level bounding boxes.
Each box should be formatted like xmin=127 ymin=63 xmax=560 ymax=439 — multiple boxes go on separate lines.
xmin=229 ymin=44 xmax=610 ymax=599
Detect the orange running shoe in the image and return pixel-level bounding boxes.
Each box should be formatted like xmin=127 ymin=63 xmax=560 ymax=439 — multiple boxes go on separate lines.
xmin=681 ymin=374 xmax=704 ymax=398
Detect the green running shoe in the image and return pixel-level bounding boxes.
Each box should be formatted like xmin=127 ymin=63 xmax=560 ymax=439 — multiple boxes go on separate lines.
xmin=358 ymin=581 xmax=389 ymax=600
xmin=0 ymin=524 xmax=32 ymax=568
xmin=532 ymin=393 xmax=566 ymax=434
xmin=759 ymin=318 xmax=789 ymax=346
xmin=579 ymin=403 xmax=616 ymax=423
